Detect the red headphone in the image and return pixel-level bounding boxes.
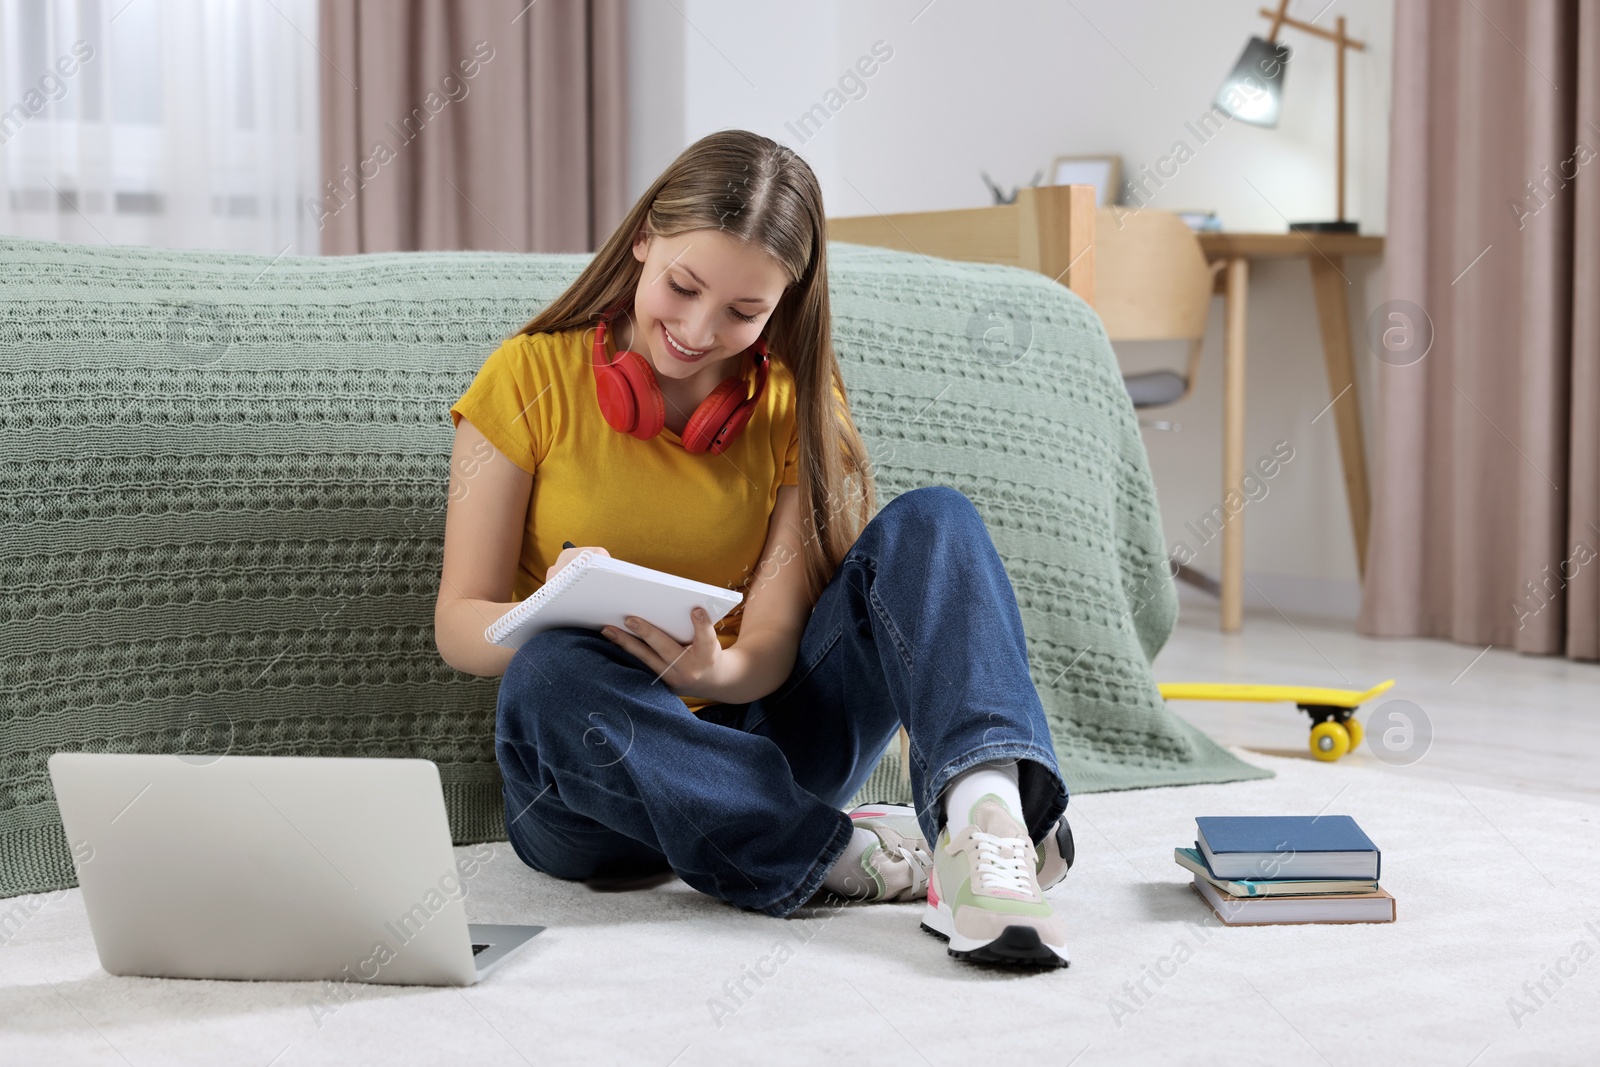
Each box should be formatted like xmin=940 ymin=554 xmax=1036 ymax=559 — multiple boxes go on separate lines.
xmin=591 ymin=304 xmax=770 ymax=455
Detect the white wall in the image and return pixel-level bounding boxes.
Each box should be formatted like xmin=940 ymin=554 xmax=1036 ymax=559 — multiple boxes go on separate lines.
xmin=628 ymin=0 xmax=1395 ymax=622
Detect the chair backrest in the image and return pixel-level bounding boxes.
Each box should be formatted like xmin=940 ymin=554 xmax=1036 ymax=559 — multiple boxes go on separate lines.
xmin=1091 ymin=208 xmax=1215 ymax=343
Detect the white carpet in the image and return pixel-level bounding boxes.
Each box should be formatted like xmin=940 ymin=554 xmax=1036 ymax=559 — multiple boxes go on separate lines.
xmin=3 ymin=747 xmax=1597 ymax=1066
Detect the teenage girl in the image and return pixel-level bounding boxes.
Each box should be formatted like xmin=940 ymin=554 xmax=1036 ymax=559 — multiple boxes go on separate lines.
xmin=436 ymin=129 xmax=1073 ymax=968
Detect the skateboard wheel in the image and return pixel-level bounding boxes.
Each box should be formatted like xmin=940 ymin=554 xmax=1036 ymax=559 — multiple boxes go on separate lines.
xmin=1309 ymin=721 xmax=1350 ymax=761
xmin=1344 ymin=715 xmax=1364 ymax=751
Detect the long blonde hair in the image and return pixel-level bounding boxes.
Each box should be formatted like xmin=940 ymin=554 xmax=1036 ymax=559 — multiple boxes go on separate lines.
xmin=514 ymin=129 xmax=876 ymax=608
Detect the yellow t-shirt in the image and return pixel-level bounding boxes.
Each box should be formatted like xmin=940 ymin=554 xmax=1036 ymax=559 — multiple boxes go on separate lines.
xmin=449 ymin=327 xmax=799 ymax=715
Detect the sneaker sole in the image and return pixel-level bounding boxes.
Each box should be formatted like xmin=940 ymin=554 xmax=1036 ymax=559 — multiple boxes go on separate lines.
xmin=919 ymin=899 xmax=1070 ymax=969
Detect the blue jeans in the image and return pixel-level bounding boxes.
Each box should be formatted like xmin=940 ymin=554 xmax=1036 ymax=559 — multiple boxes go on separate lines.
xmin=493 ymin=485 xmax=1070 ymax=918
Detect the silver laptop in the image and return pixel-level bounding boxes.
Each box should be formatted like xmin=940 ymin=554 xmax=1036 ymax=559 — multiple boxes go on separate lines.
xmin=48 ymin=752 xmax=543 ymax=986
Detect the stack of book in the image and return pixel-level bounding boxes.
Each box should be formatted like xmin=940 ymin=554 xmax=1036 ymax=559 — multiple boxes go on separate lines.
xmin=1176 ymin=815 xmax=1396 ymax=925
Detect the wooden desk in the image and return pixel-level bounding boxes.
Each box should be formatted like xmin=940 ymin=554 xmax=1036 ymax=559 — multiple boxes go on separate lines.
xmin=1196 ymin=231 xmax=1385 ymax=631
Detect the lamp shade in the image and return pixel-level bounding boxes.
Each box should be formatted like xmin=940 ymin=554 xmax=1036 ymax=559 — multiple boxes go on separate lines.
xmin=1215 ymin=36 xmax=1289 ymax=127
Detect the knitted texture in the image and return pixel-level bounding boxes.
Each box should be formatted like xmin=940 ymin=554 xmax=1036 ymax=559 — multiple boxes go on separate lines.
xmin=0 ymin=234 xmax=1269 ymax=898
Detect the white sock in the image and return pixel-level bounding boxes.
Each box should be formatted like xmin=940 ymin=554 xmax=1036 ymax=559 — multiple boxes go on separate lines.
xmin=821 ymin=826 xmax=879 ymax=898
xmin=941 ymin=760 xmax=1023 ymax=835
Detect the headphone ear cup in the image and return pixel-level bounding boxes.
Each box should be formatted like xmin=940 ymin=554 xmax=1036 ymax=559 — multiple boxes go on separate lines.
xmin=597 ymin=350 xmax=666 ymax=439
xmin=594 ymin=363 xmax=637 ymax=431
xmin=708 ymin=395 xmax=759 ymax=455
xmin=680 ymin=377 xmax=749 ymax=454
xmin=678 ymin=375 xmax=745 ymax=454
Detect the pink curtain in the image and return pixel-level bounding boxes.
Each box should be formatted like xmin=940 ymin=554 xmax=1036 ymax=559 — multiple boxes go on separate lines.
xmin=1360 ymin=0 xmax=1600 ymax=659
xmin=317 ymin=0 xmax=628 ymax=254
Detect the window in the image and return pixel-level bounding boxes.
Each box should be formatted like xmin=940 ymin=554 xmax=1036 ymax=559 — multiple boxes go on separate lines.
xmin=0 ymin=0 xmax=321 ymax=254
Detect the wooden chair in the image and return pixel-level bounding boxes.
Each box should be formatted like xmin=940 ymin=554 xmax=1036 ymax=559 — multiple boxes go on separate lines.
xmin=1096 ymin=206 xmax=1225 ymax=410
xmin=1094 ymin=207 xmax=1228 ymax=598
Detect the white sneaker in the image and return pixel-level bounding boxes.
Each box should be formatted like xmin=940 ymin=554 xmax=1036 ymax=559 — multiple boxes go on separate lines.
xmin=842 ymin=803 xmax=1074 ymax=899
xmin=920 ymin=793 xmax=1070 ymax=968
xmin=835 ymin=804 xmax=935 ymax=903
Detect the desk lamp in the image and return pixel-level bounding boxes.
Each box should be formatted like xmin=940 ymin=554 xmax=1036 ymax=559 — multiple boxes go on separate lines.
xmin=1215 ymin=0 xmax=1366 ymax=233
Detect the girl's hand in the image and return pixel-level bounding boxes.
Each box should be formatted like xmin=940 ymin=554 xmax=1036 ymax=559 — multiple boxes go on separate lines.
xmin=546 ymin=545 xmax=609 ymax=584
xmin=601 ymin=607 xmax=733 ymax=700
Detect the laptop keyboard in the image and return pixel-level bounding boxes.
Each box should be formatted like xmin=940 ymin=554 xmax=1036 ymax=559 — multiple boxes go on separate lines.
xmin=471 ymin=943 xmax=490 ymax=956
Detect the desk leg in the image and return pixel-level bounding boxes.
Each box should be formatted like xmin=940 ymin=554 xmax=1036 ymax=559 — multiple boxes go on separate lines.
xmin=1221 ymin=257 xmax=1249 ymax=633
xmin=1307 ymin=255 xmax=1371 ymax=574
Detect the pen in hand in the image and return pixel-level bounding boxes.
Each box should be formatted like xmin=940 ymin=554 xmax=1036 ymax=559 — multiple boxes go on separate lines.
xmin=548 ymin=540 xmax=609 ymax=585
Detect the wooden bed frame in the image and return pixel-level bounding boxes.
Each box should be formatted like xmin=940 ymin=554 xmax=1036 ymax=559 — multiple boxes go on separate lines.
xmin=826 ymin=184 xmax=1100 ymax=307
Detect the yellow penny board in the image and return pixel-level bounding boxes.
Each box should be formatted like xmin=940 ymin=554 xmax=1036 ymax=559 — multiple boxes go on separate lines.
xmin=1158 ymin=679 xmax=1395 ymax=708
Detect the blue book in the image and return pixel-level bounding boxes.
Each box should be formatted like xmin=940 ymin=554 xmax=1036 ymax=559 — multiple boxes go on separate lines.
xmin=1196 ymin=816 xmax=1380 ymax=881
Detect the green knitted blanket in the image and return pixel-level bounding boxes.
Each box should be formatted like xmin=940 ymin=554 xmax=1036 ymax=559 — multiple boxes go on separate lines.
xmin=0 ymin=234 xmax=1269 ymax=899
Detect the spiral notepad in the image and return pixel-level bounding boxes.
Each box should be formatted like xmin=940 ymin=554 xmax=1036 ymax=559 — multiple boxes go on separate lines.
xmin=483 ymin=551 xmax=745 ymax=651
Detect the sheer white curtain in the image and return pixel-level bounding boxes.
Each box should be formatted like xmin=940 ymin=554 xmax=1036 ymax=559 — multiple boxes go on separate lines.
xmin=0 ymin=0 xmax=320 ymax=254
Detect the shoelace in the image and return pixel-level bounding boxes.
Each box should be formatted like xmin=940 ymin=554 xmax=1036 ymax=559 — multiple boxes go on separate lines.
xmin=895 ymin=842 xmax=933 ymax=898
xmin=874 ymin=839 xmax=932 ymax=901
xmin=972 ymin=830 xmax=1035 ymax=895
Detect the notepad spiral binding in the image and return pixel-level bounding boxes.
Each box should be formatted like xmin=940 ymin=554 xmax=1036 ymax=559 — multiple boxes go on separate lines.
xmin=483 ymin=550 xmax=596 ymax=646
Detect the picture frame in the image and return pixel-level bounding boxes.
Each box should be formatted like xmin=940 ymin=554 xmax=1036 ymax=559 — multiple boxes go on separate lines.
xmin=1049 ymin=154 xmax=1123 ymax=208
